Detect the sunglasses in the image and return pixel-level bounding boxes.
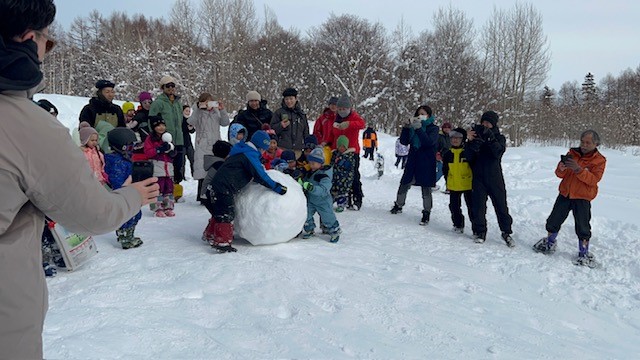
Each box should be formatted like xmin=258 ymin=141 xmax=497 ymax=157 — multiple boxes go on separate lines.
xmin=164 ymin=83 xmax=176 ymax=88
xmin=34 ymin=30 xmax=56 ymax=53
xmin=141 ymin=100 xmax=152 ymax=104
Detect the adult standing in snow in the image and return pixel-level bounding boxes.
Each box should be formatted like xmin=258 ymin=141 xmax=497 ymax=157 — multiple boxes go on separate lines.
xmin=362 ymin=125 xmax=378 ymax=161
xmin=389 ymin=105 xmax=439 ymax=225
xmin=533 ymin=130 xmax=606 ymax=267
xmin=149 ymin=75 xmax=185 ymax=183
xmin=131 ymin=91 xmax=153 ymax=161
xmin=465 ymin=111 xmax=514 ymax=247
xmin=79 ymin=79 xmax=126 ymax=152
xmin=232 ymin=90 xmax=272 ymax=140
xmin=331 ymin=95 xmax=366 ymax=210
xmin=271 ymin=87 xmax=309 ymax=157
xmin=313 ymin=96 xmax=338 ymax=164
xmin=189 ymin=92 xmax=230 ymax=202
xmin=181 ymin=105 xmax=196 ymax=178
xmin=0 ymin=1 xmax=159 ymax=357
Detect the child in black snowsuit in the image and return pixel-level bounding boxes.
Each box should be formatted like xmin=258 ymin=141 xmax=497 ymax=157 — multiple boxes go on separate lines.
xmin=207 ymin=131 xmax=288 ymax=253
xmin=465 ymin=111 xmax=514 ymax=247
xmin=201 ymin=140 xmax=233 ymax=242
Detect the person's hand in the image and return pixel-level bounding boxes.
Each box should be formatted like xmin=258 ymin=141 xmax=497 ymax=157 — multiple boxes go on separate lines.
xmin=484 ymin=129 xmax=495 ymax=141
xmin=334 ymin=121 xmax=349 ymax=130
xmin=128 ymin=177 xmax=160 ymax=206
xmin=467 ymin=129 xmax=477 ymax=141
xmin=564 ymin=157 xmax=581 ymax=172
xmin=123 ymin=175 xmax=132 ymax=186
xmin=275 ymin=182 xmax=287 ymax=195
xmin=281 ymin=119 xmax=290 ymax=128
xmin=157 ymin=143 xmax=171 ymax=153
xmin=411 ymin=118 xmax=422 ymax=130
xmin=199 ymin=102 xmax=207 ymax=109
xmin=558 ymin=162 xmax=567 ymax=172
xmin=217 ymin=100 xmax=224 ymax=110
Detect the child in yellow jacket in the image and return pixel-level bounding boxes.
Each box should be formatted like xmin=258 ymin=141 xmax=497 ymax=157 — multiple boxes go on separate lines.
xmin=442 ymin=127 xmax=474 ymax=233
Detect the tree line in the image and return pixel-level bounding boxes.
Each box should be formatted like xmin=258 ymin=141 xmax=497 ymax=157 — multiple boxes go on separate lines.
xmin=42 ymin=0 xmax=640 ymax=146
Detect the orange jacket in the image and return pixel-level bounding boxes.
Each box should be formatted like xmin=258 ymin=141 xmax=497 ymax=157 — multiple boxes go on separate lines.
xmin=556 ymin=148 xmax=606 ymax=201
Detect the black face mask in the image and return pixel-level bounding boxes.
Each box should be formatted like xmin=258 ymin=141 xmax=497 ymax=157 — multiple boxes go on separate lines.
xmin=0 ymin=37 xmax=43 ymax=92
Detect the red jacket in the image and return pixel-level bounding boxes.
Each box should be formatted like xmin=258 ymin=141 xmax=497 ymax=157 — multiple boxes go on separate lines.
xmin=330 ymin=110 xmax=366 ymax=154
xmin=313 ymin=108 xmax=336 ymax=146
xmin=556 ymin=148 xmax=606 ymax=201
xmin=262 ymin=148 xmax=283 ymax=170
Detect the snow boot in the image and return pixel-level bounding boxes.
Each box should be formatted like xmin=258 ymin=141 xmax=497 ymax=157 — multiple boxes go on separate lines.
xmin=116 ymin=229 xmax=127 ymax=243
xmin=473 ymin=232 xmax=486 ymax=244
xmin=419 ymin=211 xmax=430 ymax=226
xmin=300 ymin=229 xmax=315 ymax=239
xmin=42 ymin=262 xmax=57 ymax=277
xmin=453 ymin=227 xmax=464 ymax=234
xmin=163 ymin=195 xmax=175 ymax=217
xmin=202 ymin=217 xmax=217 ymax=243
xmin=121 ymin=227 xmax=143 ymax=249
xmin=390 ymin=202 xmax=403 ymax=214
xmin=212 ymin=222 xmax=237 ymax=253
xmin=573 ymin=239 xmax=597 ymax=268
xmin=532 ymin=232 xmax=558 ymax=254
xmin=501 ymin=232 xmax=515 ymax=248
xmin=328 ymin=227 xmax=341 ymax=243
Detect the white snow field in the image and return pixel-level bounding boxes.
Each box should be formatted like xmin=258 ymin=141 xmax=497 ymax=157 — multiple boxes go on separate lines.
xmin=36 ymin=94 xmax=640 ymax=359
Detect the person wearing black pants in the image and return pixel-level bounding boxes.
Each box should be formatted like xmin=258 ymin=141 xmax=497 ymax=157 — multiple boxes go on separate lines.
xmin=465 ymin=111 xmax=514 ymax=246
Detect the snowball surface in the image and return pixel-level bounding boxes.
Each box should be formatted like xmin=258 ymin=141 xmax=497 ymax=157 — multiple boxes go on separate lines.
xmin=234 ymin=170 xmax=306 ymax=245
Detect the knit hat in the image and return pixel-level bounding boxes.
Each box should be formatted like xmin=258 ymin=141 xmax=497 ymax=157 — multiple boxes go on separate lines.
xmin=138 ymin=91 xmax=152 ymax=102
xmin=442 ymin=121 xmax=452 ymax=129
xmin=212 ymin=140 xmax=232 ymax=158
xmin=229 ymin=123 xmax=247 ymax=145
xmin=79 ymin=121 xmax=98 ymax=146
xmin=481 ymin=111 xmax=499 ymax=127
xmin=281 ymin=149 xmax=296 ymax=162
xmin=304 ymin=135 xmax=318 ymax=149
xmin=122 ymin=101 xmax=135 ymax=113
xmin=246 ymin=90 xmax=261 ymax=102
xmin=149 ymin=115 xmax=165 ymax=129
xmin=336 ymin=94 xmax=351 ymax=108
xmin=328 ymin=96 xmax=339 ymax=105
xmin=282 ymin=87 xmax=298 ymax=97
xmin=95 ymin=79 xmax=115 ymax=90
xmin=250 ymin=130 xmax=271 ymax=151
xmin=336 ymin=135 xmax=349 ymax=149
xmin=449 ymin=127 xmax=467 ymax=142
xmin=307 ymin=147 xmax=325 ymax=164
xmin=159 ymin=75 xmax=177 ymax=87
xmin=261 ymin=123 xmax=275 ymax=135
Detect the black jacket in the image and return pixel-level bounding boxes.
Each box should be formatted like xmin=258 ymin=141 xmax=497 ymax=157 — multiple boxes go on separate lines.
xmin=464 ymin=126 xmax=507 ymax=184
xmin=232 ymin=102 xmax=273 ymax=139
xmin=211 ymin=142 xmax=279 ymax=195
xmin=79 ymin=97 xmax=126 ymax=128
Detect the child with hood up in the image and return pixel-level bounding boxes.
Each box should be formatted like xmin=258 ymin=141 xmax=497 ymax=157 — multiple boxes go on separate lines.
xmin=330 ymin=135 xmax=356 ymax=212
xmin=144 ymin=115 xmax=178 ymax=217
xmin=79 ymin=121 xmax=109 ymax=187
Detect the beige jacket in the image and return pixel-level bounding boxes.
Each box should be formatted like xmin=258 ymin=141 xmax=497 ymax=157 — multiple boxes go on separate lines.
xmin=0 ymin=87 xmax=142 ymax=359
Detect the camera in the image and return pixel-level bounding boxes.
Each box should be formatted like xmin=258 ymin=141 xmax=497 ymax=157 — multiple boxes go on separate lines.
xmin=560 ymin=154 xmax=572 ymax=164
xmin=471 ymin=124 xmax=485 ymax=139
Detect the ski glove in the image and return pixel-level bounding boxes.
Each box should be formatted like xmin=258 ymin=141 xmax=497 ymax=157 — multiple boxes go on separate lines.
xmin=297 ymin=178 xmax=314 ymax=192
xmin=274 ymin=182 xmax=287 ymax=195
xmin=411 ymin=118 xmax=423 ymax=129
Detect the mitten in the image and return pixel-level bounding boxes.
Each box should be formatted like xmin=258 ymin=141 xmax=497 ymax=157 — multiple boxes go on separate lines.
xmin=334 ymin=121 xmax=349 ymax=130
xmin=411 ymin=118 xmax=423 ymax=129
xmin=157 ymin=143 xmax=171 ymax=153
xmin=274 ymin=182 xmax=288 ymax=195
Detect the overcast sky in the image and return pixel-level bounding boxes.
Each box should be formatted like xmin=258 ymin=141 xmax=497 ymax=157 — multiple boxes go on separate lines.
xmin=54 ymin=0 xmax=640 ymax=90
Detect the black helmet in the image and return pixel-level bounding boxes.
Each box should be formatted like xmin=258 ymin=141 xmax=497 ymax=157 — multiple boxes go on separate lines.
xmin=107 ymin=127 xmax=137 ymax=155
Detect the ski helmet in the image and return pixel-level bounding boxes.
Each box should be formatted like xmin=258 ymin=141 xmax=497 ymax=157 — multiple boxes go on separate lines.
xmin=107 ymin=127 xmax=137 ymax=158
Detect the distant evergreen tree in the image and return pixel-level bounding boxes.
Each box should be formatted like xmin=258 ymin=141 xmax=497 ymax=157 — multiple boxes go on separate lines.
xmin=581 ymin=72 xmax=598 ymax=103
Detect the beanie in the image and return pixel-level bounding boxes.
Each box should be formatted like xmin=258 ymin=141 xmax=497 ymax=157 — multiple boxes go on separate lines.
xmin=328 ymin=96 xmax=339 ymax=105
xmin=281 ymin=149 xmax=296 ymax=162
xmin=282 ymin=87 xmax=298 ymax=97
xmin=336 ymin=95 xmax=351 ymax=108
xmin=449 ymin=127 xmax=467 ymax=142
xmin=138 ymin=91 xmax=153 ymax=102
xmin=160 ymin=75 xmax=177 ymax=87
xmin=336 ymin=135 xmax=349 ymax=149
xmin=246 ymin=90 xmax=261 ymax=102
xmin=250 ymin=130 xmax=271 ymax=151
xmin=212 ymin=140 xmax=233 ymax=158
xmin=122 ymin=101 xmax=135 ymax=113
xmin=304 ymin=135 xmax=318 ymax=149
xmin=79 ymin=121 xmax=98 ymax=146
xmin=307 ymin=147 xmax=325 ymax=164
xmin=442 ymin=121 xmax=452 ymax=129
xmin=481 ymin=111 xmax=499 ymax=127
xmin=149 ymin=115 xmax=165 ymax=129
xmin=95 ymin=79 xmax=115 ymax=90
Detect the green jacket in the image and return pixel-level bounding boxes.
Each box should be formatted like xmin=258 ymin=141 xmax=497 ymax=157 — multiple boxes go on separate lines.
xmin=149 ymin=93 xmax=184 ymax=146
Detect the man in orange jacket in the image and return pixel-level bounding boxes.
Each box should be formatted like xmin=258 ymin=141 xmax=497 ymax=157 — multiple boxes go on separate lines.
xmin=533 ymin=130 xmax=606 ymax=267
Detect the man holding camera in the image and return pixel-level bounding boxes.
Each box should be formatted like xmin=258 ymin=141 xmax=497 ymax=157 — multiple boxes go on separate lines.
xmin=466 ymin=110 xmax=514 ymax=246
xmin=533 ymin=130 xmax=606 ymax=267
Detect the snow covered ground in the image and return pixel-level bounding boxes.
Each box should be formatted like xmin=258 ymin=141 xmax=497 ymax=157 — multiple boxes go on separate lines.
xmin=36 ymin=94 xmax=640 ymax=359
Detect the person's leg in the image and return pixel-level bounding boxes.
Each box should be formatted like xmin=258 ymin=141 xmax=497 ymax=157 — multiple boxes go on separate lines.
xmin=351 ymin=155 xmax=363 ymax=209
xmin=394 ymin=182 xmax=412 ymax=208
xmin=401 ymin=156 xmax=407 ymax=169
xmin=487 ymin=179 xmax=513 ymax=234
xmin=212 ymin=193 xmax=236 ymax=252
xmin=435 ymin=160 xmax=443 ymax=183
xmin=395 ymin=155 xmax=401 ymax=167
xmin=572 ymin=199 xmax=592 ymax=257
xmin=173 ymin=145 xmax=185 ymax=184
xmin=186 ymin=145 xmax=195 ymax=177
xmin=420 ymin=185 xmax=433 ymax=213
xmin=463 ymin=190 xmax=474 ymax=230
xmin=471 ymin=180 xmax=488 ymax=237
xmin=545 ymin=194 xmax=572 ymax=234
xmin=449 ymin=191 xmax=464 ymax=228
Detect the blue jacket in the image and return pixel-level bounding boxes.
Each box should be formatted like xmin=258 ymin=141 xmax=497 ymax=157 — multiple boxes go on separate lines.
xmin=104 ymin=153 xmax=141 ymax=228
xmin=211 ymin=142 xmax=283 ymax=195
xmin=399 ymin=117 xmax=439 ymax=186
xmin=303 ymin=165 xmax=334 ymax=209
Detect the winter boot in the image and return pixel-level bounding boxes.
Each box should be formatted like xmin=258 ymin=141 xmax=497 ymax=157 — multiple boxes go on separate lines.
xmin=473 ymin=232 xmax=486 ymax=244
xmin=501 ymin=232 xmax=515 ymax=248
xmin=390 ymin=202 xmax=403 ymax=214
xmin=163 ymin=195 xmax=176 ymax=217
xmin=202 ymin=217 xmax=217 ymax=243
xmin=328 ymin=227 xmax=341 ymax=243
xmin=335 ymin=196 xmax=347 ymax=213
xmin=419 ymin=211 xmax=430 ymax=226
xmin=42 ymin=262 xmax=57 ymax=277
xmin=453 ymin=227 xmax=464 ymax=234
xmin=153 ymin=196 xmax=165 ymax=217
xmin=573 ymin=239 xmax=597 ymax=268
xmin=121 ymin=227 xmax=143 ymax=249
xmin=300 ymin=229 xmax=315 ymax=239
xmin=116 ymin=229 xmax=127 ymax=243
xmin=212 ymin=222 xmax=237 ymax=253
xmin=532 ymin=232 xmax=558 ymax=254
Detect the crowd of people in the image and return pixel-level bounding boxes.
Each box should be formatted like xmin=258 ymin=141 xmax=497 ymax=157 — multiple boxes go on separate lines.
xmin=0 ymin=1 xmax=607 ymax=358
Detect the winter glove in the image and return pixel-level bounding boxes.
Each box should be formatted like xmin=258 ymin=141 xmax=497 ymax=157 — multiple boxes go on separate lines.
xmin=333 ymin=121 xmax=349 ymax=130
xmin=297 ymin=178 xmax=314 ymax=192
xmin=157 ymin=142 xmax=171 ymax=153
xmin=274 ymin=182 xmax=288 ymax=195
xmin=411 ymin=118 xmax=423 ymax=129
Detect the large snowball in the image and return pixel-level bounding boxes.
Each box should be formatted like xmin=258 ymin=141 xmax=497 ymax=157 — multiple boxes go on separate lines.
xmin=234 ymin=170 xmax=306 ymax=245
